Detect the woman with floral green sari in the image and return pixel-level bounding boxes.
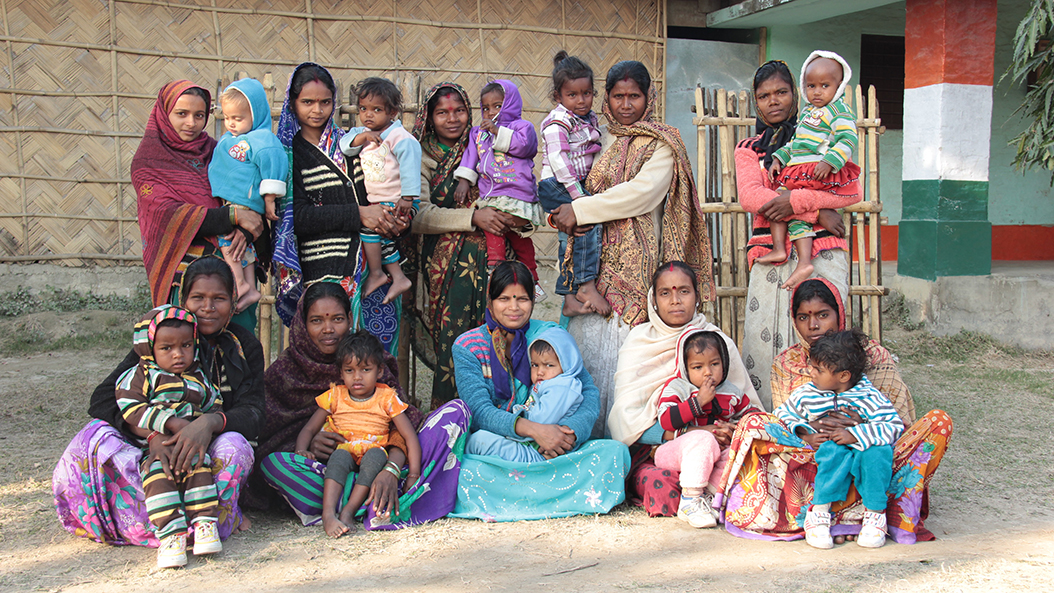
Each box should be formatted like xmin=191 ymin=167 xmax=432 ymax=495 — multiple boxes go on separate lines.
xmin=409 ymin=82 xmax=520 ymax=409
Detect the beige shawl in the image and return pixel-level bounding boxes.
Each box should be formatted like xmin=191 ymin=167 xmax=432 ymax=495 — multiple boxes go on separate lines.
xmin=607 ymin=289 xmax=760 ymax=445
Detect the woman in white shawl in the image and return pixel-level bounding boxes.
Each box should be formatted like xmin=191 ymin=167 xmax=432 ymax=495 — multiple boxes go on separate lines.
xmin=608 ymin=261 xmax=759 ymax=517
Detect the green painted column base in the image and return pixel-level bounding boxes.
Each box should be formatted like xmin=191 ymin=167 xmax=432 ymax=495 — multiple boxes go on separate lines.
xmin=897 ymin=220 xmax=992 ymax=280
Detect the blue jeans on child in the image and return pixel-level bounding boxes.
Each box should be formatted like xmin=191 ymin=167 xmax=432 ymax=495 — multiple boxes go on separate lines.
xmin=537 ymin=177 xmax=600 ymax=296
xmin=812 ymin=441 xmax=893 ymax=511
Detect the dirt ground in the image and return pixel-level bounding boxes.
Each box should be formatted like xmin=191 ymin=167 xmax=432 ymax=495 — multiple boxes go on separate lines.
xmin=1 ymin=309 xmax=1052 ymax=593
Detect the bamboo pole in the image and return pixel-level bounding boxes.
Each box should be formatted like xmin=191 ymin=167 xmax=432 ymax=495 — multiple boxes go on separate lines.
xmin=1 ymin=0 xmax=27 ymax=257
xmin=717 ymin=88 xmax=734 ymax=338
xmin=108 ymin=0 xmax=126 ymax=258
xmin=867 ymin=85 xmax=883 ymax=341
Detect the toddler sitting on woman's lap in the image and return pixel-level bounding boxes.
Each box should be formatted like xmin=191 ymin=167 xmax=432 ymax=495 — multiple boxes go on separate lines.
xmin=296 ymin=330 xmax=421 ymax=537
xmin=465 ymin=327 xmax=584 ymax=462
xmin=774 ymin=328 xmax=903 ymax=549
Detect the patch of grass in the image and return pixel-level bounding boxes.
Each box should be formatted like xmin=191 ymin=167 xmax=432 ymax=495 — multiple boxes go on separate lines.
xmin=891 ymin=329 xmax=1019 ymax=364
xmin=883 ymin=291 xmax=925 ymax=332
xmin=0 ymin=284 xmax=151 ymax=317
xmin=0 ymin=326 xmax=126 ymax=356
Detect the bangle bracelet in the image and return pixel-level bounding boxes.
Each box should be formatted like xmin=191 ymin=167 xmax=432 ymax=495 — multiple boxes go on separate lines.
xmin=147 ymin=431 xmax=161 ymax=443
xmin=382 ymin=465 xmax=400 ymax=478
xmin=228 ymin=206 xmax=236 ymax=227
xmin=218 ymin=412 xmax=227 ymax=432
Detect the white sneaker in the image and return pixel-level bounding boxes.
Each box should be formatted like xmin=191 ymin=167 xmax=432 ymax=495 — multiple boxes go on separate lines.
xmin=192 ymin=520 xmax=223 ymax=555
xmin=157 ymin=533 xmax=188 ymax=569
xmin=857 ymin=511 xmax=887 ymax=548
xmin=804 ymin=507 xmax=834 ymax=549
xmin=677 ymin=495 xmax=717 ymax=529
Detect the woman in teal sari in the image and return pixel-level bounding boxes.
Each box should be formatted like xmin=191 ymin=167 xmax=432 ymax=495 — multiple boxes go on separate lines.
xmin=451 ymin=261 xmax=629 ymax=520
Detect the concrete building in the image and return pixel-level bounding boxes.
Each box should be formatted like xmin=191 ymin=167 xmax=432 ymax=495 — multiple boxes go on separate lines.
xmin=680 ymin=0 xmax=1053 ymax=348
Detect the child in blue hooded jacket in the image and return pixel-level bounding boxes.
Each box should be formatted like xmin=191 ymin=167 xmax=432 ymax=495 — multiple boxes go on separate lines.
xmin=209 ymin=78 xmax=288 ymax=312
xmin=465 ymin=326 xmax=584 ymax=463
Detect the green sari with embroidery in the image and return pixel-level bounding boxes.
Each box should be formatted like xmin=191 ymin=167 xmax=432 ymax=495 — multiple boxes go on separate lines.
xmin=409 ymin=83 xmax=489 ymax=409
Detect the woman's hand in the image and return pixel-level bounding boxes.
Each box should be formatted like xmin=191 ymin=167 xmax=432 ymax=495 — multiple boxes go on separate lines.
xmin=758 ymin=191 xmax=794 ymax=222
xmin=367 ymin=447 xmax=407 ymax=518
xmin=309 ymin=431 xmax=347 ymax=462
xmin=690 ymin=421 xmax=734 ymax=447
xmin=147 ymin=435 xmax=179 ymax=480
xmin=817 ymin=209 xmax=845 ymax=238
xmin=224 ymin=230 xmax=248 ymax=264
xmin=549 ymin=204 xmax=579 ymax=235
xmin=471 ymin=207 xmax=514 ymax=236
xmin=163 ymin=413 xmax=222 ymax=476
xmin=359 ymin=205 xmax=407 ymax=238
xmin=811 ymin=409 xmax=861 ymax=434
xmin=236 ymin=208 xmax=265 ymax=240
xmin=519 ymin=419 xmax=576 ymax=458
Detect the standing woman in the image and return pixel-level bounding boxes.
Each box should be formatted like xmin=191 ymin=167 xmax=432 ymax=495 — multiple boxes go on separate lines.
xmin=550 ymin=61 xmax=714 ymax=435
xmin=54 ymin=256 xmax=264 ymax=546
xmin=271 ymin=62 xmax=405 ymax=350
xmin=734 ymin=60 xmax=860 ymax=410
xmin=132 ymin=80 xmax=265 ymax=330
xmin=408 ymin=82 xmax=519 ymax=409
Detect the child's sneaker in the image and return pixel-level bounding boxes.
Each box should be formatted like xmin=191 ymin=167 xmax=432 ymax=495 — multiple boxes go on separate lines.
xmin=156 ymin=532 xmax=188 ymax=569
xmin=804 ymin=507 xmax=834 ymax=549
xmin=857 ymin=511 xmax=887 ymax=548
xmin=191 ymin=520 xmax=223 ymax=555
xmin=677 ymin=495 xmax=717 ymax=529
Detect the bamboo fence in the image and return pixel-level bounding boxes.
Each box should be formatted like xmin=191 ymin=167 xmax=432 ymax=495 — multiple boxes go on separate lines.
xmin=0 ymin=0 xmax=666 ymax=265
xmin=693 ymin=83 xmax=887 ymax=344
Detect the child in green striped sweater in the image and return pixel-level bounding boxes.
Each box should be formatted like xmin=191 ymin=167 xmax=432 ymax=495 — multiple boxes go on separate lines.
xmin=761 ymin=50 xmax=862 ymax=290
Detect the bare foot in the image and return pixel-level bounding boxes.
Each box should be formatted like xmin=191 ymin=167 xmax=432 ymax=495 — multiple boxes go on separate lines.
xmin=755 ymin=247 xmax=789 ymax=265
xmin=235 ymin=516 xmax=252 ymax=533
xmin=562 ymin=294 xmax=594 ymax=317
xmin=780 ymin=262 xmax=814 ymax=291
xmin=235 ymin=286 xmax=261 ymax=313
xmin=832 ymin=534 xmax=857 ymax=544
xmin=337 ymin=507 xmax=359 ymax=535
xmin=382 ymin=273 xmax=412 ymax=305
xmin=575 ymin=281 xmax=612 ymax=317
xmin=322 ymin=512 xmax=350 ymax=538
xmin=363 ymin=269 xmax=390 ymax=298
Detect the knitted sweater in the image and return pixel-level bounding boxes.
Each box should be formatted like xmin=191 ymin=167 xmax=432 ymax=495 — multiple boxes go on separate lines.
xmin=291 ymin=132 xmax=365 ymax=285
xmin=772 ymin=98 xmax=857 ymax=172
xmin=774 ymin=374 xmax=903 ymax=451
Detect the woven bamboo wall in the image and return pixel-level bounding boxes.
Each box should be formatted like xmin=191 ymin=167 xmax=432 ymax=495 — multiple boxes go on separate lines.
xmin=0 ymin=0 xmax=666 ymax=266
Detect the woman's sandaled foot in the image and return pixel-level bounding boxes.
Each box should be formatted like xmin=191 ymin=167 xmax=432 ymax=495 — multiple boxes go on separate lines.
xmin=322 ymin=513 xmax=350 ymax=538
xmin=781 ymin=263 xmax=814 ymax=291
xmin=575 ymin=282 xmax=612 ymax=317
xmin=363 ymin=270 xmax=390 ymax=297
xmin=562 ymin=294 xmax=594 ymax=317
xmin=755 ymin=249 xmax=789 ymax=265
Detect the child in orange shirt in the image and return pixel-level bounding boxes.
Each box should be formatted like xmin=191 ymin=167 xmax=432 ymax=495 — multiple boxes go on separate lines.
xmin=296 ymin=330 xmax=421 ymax=537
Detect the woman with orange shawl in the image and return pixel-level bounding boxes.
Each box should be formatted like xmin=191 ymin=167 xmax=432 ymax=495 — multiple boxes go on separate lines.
xmin=717 ymin=278 xmax=952 ymax=544
xmin=131 ymin=80 xmax=265 ymax=329
xmin=549 ymin=61 xmax=715 ymax=437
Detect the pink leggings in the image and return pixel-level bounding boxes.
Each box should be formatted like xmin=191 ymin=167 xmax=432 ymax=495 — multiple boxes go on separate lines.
xmin=653 ymin=429 xmax=730 ymax=491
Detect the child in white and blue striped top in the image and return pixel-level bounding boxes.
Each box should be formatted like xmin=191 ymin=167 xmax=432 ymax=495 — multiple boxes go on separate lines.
xmin=774 ymin=328 xmax=903 ymax=550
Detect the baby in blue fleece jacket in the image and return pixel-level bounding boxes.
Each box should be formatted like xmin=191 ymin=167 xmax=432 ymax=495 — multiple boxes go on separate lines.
xmin=208 ymin=78 xmax=288 ymax=312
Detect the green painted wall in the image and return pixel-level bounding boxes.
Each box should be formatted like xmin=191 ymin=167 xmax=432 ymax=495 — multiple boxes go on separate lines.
xmin=764 ymin=0 xmax=1053 ymax=227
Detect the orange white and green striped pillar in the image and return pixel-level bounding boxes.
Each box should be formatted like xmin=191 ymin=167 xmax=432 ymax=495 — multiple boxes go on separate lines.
xmin=898 ymin=0 xmax=996 ymax=279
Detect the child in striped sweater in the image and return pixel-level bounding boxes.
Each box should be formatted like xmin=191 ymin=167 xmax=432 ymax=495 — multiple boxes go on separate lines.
xmin=774 ymin=328 xmax=903 ymax=550
xmin=761 ymin=50 xmax=862 ymax=291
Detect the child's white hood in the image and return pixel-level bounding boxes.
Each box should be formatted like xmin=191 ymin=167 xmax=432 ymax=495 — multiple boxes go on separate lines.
xmin=799 ymin=50 xmax=853 ymax=103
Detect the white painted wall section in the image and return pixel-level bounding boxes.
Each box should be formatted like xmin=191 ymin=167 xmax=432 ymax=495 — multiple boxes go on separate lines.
xmin=902 ymin=83 xmax=993 ymax=181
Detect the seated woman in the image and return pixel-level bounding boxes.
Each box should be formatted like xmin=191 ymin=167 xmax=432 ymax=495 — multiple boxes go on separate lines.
xmin=54 ymin=256 xmax=264 ymax=546
xmin=717 ymin=278 xmax=952 ymax=544
xmin=451 ymin=261 xmax=630 ymax=520
xmin=609 ymin=261 xmax=758 ymax=517
xmin=252 ymin=281 xmax=470 ymax=530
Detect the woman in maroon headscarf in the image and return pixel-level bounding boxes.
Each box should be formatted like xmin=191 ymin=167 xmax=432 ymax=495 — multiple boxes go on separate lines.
xmin=131 ymin=80 xmax=265 ymax=328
